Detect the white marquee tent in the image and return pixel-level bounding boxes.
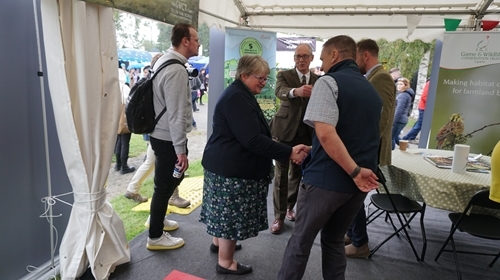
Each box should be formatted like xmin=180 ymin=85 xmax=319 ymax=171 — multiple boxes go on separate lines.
xmin=199 ymin=0 xmax=500 ymax=42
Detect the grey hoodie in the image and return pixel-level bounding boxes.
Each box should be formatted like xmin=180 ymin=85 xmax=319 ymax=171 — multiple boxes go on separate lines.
xmin=151 ymin=50 xmax=193 ymax=154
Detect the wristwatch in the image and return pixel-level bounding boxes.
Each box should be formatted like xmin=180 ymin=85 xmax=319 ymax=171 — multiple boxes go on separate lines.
xmin=349 ymin=165 xmax=361 ymax=178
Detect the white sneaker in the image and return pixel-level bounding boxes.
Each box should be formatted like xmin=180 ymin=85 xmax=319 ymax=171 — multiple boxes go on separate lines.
xmin=144 ymin=215 xmax=179 ymax=231
xmin=146 ymin=232 xmax=185 ymax=250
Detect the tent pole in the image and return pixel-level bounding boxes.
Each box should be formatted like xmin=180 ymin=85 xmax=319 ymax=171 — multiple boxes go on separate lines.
xmin=32 ymin=0 xmax=56 ymax=269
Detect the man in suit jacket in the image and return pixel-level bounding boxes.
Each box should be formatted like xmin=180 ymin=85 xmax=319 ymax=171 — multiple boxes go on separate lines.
xmin=269 ymin=43 xmax=319 ymax=234
xmin=344 ymin=39 xmax=396 ymax=257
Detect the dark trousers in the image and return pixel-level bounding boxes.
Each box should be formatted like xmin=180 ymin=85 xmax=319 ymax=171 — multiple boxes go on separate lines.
xmin=199 ymin=89 xmax=206 ymax=104
xmin=346 ymin=204 xmax=369 ymax=247
xmin=391 ymin=121 xmax=407 ymax=150
xmin=148 ymin=137 xmax=186 ymax=238
xmin=273 ymin=134 xmax=310 ymax=219
xmin=278 ymin=183 xmax=367 ymax=280
xmin=115 ymin=133 xmax=132 ymax=166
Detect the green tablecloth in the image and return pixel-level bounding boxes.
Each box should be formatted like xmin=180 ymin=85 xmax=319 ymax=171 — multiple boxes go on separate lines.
xmin=381 ymin=149 xmax=491 ymax=213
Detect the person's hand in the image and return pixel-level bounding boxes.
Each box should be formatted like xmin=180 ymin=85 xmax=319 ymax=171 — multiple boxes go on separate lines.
xmin=290 ymin=144 xmax=310 ymax=165
xmin=295 ymin=85 xmax=313 ymax=97
xmin=352 ymin=168 xmax=379 ymax=192
xmin=176 ymin=154 xmax=189 ymax=173
xmin=295 ymin=144 xmax=311 ymax=155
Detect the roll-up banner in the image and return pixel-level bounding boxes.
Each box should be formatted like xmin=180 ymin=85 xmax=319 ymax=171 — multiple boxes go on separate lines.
xmin=225 ymin=27 xmax=277 ymax=121
xmin=430 ymin=32 xmax=500 ymax=154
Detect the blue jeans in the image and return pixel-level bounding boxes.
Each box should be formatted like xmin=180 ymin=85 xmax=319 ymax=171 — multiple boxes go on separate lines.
xmin=403 ymin=109 xmax=424 ymax=141
xmin=391 ymin=121 xmax=407 ymax=150
xmin=346 ymin=205 xmax=369 ymax=247
xmin=191 ymin=91 xmax=198 ymax=111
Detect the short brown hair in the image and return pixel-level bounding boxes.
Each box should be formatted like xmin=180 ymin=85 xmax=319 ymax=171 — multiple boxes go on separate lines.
xmin=235 ymin=55 xmax=270 ymax=80
xmin=357 ymin=39 xmax=379 ymax=57
xmin=397 ymin=77 xmax=410 ymax=88
xmin=171 ymin=23 xmax=196 ymax=47
xmin=323 ymin=35 xmax=356 ymax=60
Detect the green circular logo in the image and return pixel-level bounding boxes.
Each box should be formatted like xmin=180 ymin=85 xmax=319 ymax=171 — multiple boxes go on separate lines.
xmin=239 ymin=38 xmax=263 ymax=56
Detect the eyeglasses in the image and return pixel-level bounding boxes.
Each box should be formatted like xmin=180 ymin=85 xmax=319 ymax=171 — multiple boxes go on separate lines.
xmin=294 ymin=54 xmax=311 ymax=61
xmin=252 ymin=74 xmax=268 ymax=83
xmin=187 ymin=37 xmax=199 ymax=42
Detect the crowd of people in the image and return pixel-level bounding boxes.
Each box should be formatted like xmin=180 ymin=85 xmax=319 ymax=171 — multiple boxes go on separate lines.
xmin=114 ymin=22 xmax=439 ymax=278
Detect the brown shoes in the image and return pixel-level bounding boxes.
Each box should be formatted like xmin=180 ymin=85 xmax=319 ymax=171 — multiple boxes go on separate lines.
xmin=168 ymin=196 xmax=191 ymax=208
xmin=285 ymin=209 xmax=296 ymax=221
xmin=168 ymin=187 xmax=191 ymax=208
xmin=124 ymin=191 xmax=148 ymax=203
xmin=345 ymin=243 xmax=370 ymax=258
xmin=344 ymin=234 xmax=352 ymax=245
xmin=270 ymin=219 xmax=284 ymax=234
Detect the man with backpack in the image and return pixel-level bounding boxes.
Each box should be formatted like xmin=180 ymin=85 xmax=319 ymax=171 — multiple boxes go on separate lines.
xmin=145 ymin=23 xmax=200 ymax=251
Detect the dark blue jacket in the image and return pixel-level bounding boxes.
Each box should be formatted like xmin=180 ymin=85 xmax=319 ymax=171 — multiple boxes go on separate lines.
xmin=303 ymin=59 xmax=382 ymax=193
xmin=394 ymin=88 xmax=414 ymax=123
xmin=202 ymin=79 xmax=292 ymax=180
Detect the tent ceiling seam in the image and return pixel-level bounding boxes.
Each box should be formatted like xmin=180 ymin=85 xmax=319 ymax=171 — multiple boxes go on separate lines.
xmin=199 ymin=9 xmax=242 ymax=26
xmin=244 ymin=4 xmax=481 ymax=9
xmin=249 ymin=25 xmax=470 ymax=30
xmin=233 ymin=0 xmax=247 ymax=15
xmin=244 ymin=9 xmax=496 ymax=16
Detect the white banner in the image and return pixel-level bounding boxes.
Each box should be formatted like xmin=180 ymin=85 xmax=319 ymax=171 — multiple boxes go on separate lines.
xmin=430 ymin=32 xmax=500 ymax=154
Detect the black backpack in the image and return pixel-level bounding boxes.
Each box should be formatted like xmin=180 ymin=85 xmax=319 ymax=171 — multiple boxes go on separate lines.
xmin=125 ymin=59 xmax=184 ymax=134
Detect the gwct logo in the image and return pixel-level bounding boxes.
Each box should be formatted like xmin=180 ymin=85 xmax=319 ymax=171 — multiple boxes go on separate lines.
xmin=476 ymin=35 xmax=490 ymax=51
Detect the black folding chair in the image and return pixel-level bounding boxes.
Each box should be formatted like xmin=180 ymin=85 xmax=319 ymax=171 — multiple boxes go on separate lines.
xmin=368 ymin=168 xmax=427 ymax=261
xmin=434 ymin=189 xmax=500 ymax=280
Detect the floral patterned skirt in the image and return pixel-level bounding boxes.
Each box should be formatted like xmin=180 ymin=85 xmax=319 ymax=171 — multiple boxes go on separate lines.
xmin=199 ymin=170 xmax=271 ymax=240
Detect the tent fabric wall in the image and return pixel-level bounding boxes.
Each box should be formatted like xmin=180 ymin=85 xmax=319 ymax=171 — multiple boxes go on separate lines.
xmin=0 ymin=1 xmax=74 ymax=279
xmin=200 ymin=0 xmax=499 ymax=42
xmin=40 ymin=0 xmax=129 ymax=279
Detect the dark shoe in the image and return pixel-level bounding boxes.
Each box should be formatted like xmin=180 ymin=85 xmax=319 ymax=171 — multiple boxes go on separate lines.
xmin=216 ymin=263 xmax=252 ymax=275
xmin=120 ymin=165 xmax=136 ymax=174
xmin=124 ymin=191 xmax=148 ymax=203
xmin=271 ymin=219 xmax=284 ymax=234
xmin=200 ymin=103 xmax=204 ymax=105
xmin=285 ymin=209 xmax=296 ymax=221
xmin=114 ymin=164 xmax=121 ymax=171
xmin=210 ymin=243 xmax=242 ymax=253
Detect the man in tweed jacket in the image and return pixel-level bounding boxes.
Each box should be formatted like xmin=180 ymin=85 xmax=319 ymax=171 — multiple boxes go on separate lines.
xmin=269 ymin=43 xmax=319 ymax=234
xmin=345 ymin=39 xmax=396 ymax=257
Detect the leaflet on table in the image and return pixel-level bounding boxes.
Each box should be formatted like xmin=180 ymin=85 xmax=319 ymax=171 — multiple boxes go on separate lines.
xmin=423 ymin=154 xmax=491 ymax=171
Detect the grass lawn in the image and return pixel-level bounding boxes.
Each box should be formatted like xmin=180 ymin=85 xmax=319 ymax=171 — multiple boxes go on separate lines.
xmin=406 ymin=118 xmax=416 ymax=128
xmin=112 ymin=134 xmax=204 ymax=241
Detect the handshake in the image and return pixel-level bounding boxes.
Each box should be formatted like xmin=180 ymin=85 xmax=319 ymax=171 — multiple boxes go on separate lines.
xmin=290 ymin=144 xmax=311 ymax=165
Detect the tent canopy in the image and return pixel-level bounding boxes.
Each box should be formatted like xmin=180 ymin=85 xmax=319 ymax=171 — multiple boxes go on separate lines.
xmin=190 ymin=56 xmax=209 ymax=71
xmin=199 ymin=0 xmax=500 ymax=42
